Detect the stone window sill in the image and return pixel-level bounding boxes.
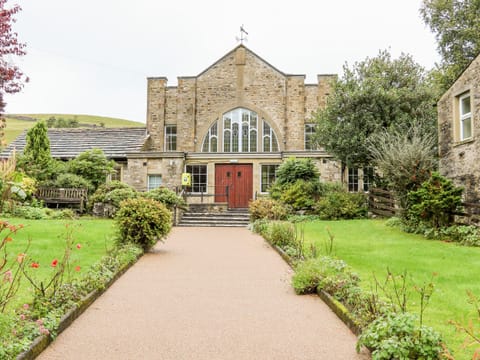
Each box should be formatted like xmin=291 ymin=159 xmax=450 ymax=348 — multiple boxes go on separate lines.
xmin=453 ymin=138 xmax=475 ymax=147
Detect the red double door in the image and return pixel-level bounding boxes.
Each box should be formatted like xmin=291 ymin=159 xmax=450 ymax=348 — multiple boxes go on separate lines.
xmin=215 ymin=164 xmax=253 ymax=208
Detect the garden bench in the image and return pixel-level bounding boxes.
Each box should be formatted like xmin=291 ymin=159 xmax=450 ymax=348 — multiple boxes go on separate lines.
xmin=36 ymin=187 xmax=88 ymax=212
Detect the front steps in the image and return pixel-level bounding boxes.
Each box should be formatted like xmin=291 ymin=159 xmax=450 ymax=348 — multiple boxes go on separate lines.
xmin=178 ymin=208 xmax=250 ymax=227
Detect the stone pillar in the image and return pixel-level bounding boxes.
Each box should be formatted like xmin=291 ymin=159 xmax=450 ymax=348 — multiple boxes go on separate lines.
xmin=285 ymin=75 xmax=306 ymax=150
xmin=146 ymin=77 xmax=167 ymax=151
xmin=177 ymin=77 xmax=197 ymax=152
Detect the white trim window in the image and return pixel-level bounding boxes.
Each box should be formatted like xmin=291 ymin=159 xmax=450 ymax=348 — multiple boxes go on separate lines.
xmin=459 ymin=92 xmax=472 ymax=141
xmin=147 ymin=174 xmax=162 ymax=191
xmin=305 ymin=124 xmax=316 ymax=150
xmin=261 ymin=164 xmax=279 ymax=193
xmin=348 ymin=168 xmax=359 ymax=192
xmin=165 ymin=125 xmax=177 ymax=151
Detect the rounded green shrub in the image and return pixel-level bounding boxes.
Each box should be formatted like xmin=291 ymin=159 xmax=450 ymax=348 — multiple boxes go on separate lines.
xmin=264 ymin=221 xmax=295 ymax=248
xmin=141 ymin=187 xmax=187 ymax=210
xmin=315 ymin=191 xmax=367 ymax=220
xmin=104 ymin=188 xmax=138 ymax=208
xmin=115 ymin=197 xmax=172 ymax=251
xmin=89 ymin=181 xmax=134 ymax=205
xmin=48 ymin=173 xmax=94 ymax=193
xmin=249 ymin=198 xmax=289 ymax=221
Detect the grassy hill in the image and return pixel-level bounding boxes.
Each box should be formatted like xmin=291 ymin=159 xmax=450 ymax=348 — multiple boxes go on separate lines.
xmin=3 ymin=114 xmax=144 ymax=145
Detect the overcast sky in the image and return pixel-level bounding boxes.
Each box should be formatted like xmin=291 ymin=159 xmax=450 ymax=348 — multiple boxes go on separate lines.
xmin=4 ymin=0 xmax=440 ymax=123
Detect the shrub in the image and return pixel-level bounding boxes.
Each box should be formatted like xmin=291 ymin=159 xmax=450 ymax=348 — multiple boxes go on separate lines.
xmin=46 ymin=173 xmax=94 ymax=193
xmin=89 ymin=181 xmax=134 ymax=205
xmin=264 ymin=221 xmax=295 ymax=248
xmin=407 ymin=172 xmax=463 ymax=229
xmin=141 ymin=187 xmax=187 ymax=210
xmin=357 ymin=312 xmax=443 ymax=359
xmin=104 ymin=188 xmax=138 ymax=208
xmin=316 ymin=191 xmax=367 ymax=220
xmin=292 ymin=256 xmax=352 ymax=295
xmin=11 ymin=206 xmax=49 ymax=219
xmin=67 ymin=149 xmax=115 ymax=191
xmin=275 ymin=157 xmax=320 ymax=185
xmin=115 ymin=198 xmax=172 ymax=251
xmin=249 ymin=198 xmax=289 ymax=221
xmin=424 ymin=224 xmax=480 ymax=246
xmin=279 ymin=179 xmax=320 ymax=212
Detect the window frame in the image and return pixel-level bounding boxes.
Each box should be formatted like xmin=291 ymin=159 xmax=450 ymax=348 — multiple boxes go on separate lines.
xmin=459 ymin=92 xmax=473 ymax=141
xmin=304 ymin=123 xmax=317 ymax=151
xmin=164 ymin=125 xmax=177 ymax=151
xmin=348 ymin=167 xmax=359 ymax=192
xmin=260 ymin=164 xmax=279 ymax=193
xmin=147 ymin=174 xmax=162 ymax=191
xmin=185 ymin=164 xmax=208 ymax=194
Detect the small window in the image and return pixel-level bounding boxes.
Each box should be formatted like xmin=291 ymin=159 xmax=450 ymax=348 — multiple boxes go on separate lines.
xmin=165 ymin=125 xmax=177 ymax=151
xmin=348 ymin=168 xmax=359 ymax=192
xmin=305 ymin=124 xmax=317 ymax=150
xmin=109 ymin=166 xmax=122 ymax=182
xmin=261 ymin=165 xmax=279 ymax=193
xmin=147 ymin=175 xmax=162 ymax=191
xmin=363 ymin=167 xmax=374 ymax=192
xmin=459 ymin=92 xmax=472 ymax=141
xmin=186 ymin=165 xmax=207 ymax=193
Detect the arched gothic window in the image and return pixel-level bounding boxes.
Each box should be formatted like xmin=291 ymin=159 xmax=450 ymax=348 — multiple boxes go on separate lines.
xmin=201 ymin=108 xmax=279 ymax=153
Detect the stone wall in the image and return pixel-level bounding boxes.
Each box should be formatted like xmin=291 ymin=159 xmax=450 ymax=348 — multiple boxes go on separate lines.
xmin=438 ymin=56 xmax=480 ymax=201
xmin=146 ymin=45 xmax=336 ymax=153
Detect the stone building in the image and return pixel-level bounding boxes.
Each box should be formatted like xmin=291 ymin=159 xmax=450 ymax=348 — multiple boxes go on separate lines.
xmin=4 ymin=45 xmax=347 ymax=208
xmin=438 ymin=54 xmax=480 ymax=202
xmin=124 ymin=44 xmax=342 ymax=208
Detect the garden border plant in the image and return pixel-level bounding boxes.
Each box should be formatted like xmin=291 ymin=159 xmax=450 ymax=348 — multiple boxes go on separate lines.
xmin=251 ymin=218 xmax=447 ymax=359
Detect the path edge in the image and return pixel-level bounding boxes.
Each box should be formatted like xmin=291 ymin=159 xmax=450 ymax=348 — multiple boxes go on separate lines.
xmin=271 ymin=244 xmax=362 ymax=336
xmin=16 ymin=252 xmax=142 ymax=360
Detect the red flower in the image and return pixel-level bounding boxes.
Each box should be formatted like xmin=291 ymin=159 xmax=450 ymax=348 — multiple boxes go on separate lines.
xmin=76 ymin=243 xmax=81 ymax=249
xmin=5 ymin=237 xmax=12 ymax=242
xmin=75 ymin=266 xmax=81 ymax=272
xmin=31 ymin=262 xmax=39 ymax=268
xmin=51 ymin=259 xmax=58 ymax=267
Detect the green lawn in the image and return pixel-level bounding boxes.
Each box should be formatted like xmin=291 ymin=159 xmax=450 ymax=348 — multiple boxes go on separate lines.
xmin=303 ymin=219 xmax=480 ymax=359
xmin=2 ymin=217 xmax=116 ymax=310
xmin=4 ymin=114 xmax=144 ymax=145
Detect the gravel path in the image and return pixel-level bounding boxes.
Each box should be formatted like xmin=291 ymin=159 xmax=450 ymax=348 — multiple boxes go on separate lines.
xmin=38 ymin=227 xmax=369 ymax=360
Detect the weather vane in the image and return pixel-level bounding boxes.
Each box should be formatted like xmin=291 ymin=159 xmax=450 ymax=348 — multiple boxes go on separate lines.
xmin=236 ymin=25 xmax=248 ymax=44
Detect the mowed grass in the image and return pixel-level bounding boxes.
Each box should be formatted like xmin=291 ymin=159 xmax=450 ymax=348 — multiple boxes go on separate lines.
xmin=2 ymin=217 xmax=116 ymax=310
xmin=3 ymin=114 xmax=144 ymax=144
xmin=304 ymin=219 xmax=480 ymax=359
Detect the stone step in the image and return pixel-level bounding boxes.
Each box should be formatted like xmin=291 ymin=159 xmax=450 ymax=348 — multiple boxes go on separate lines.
xmin=178 ymin=210 xmax=250 ymax=227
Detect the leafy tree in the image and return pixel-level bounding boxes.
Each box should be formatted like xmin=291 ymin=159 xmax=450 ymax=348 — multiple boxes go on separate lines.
xmin=315 ymin=50 xmax=437 ymax=168
xmin=67 ymin=149 xmax=115 ymax=191
xmin=420 ymin=0 xmax=480 ymax=91
xmin=17 ymin=121 xmax=54 ymax=181
xmin=274 ymin=157 xmax=319 ymax=185
xmin=0 ymin=0 xmax=28 ymax=147
xmin=367 ymin=128 xmax=437 ymax=210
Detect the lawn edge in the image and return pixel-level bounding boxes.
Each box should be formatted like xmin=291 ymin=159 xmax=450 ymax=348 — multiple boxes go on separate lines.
xmin=271 ymin=243 xmax=362 ymax=336
xmin=16 ymin=251 xmax=143 ymax=360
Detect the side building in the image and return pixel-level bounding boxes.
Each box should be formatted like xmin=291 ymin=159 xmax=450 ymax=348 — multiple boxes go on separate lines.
xmin=438 ymin=54 xmax=480 ymax=202
xmin=123 ymin=44 xmax=341 ymax=208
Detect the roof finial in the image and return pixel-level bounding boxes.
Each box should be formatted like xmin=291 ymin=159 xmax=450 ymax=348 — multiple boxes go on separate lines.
xmin=236 ymin=25 xmax=248 ymax=44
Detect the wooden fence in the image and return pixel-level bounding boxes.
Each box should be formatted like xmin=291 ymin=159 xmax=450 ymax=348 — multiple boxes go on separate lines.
xmin=368 ymin=188 xmax=480 ymax=225
xmin=368 ymin=188 xmax=398 ymax=217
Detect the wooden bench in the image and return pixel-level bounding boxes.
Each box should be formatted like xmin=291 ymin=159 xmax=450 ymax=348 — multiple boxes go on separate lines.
xmin=36 ymin=187 xmax=88 ymax=212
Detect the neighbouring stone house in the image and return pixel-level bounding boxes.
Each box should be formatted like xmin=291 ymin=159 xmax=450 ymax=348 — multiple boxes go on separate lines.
xmin=4 ymin=45 xmax=372 ymax=208
xmin=438 ymin=54 xmax=480 ymax=202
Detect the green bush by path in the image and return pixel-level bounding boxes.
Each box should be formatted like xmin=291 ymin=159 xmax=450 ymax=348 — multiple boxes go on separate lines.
xmin=303 ymin=219 xmax=480 ymax=359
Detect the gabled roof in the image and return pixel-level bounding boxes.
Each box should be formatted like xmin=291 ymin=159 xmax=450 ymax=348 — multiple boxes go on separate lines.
xmin=196 ymin=44 xmax=294 ymax=78
xmin=1 ymin=127 xmax=148 ymax=160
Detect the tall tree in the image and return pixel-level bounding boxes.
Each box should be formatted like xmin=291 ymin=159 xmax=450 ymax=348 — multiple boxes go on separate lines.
xmin=17 ymin=121 xmax=53 ymax=181
xmin=0 ymin=0 xmax=27 ymax=147
xmin=420 ymin=0 xmax=480 ymax=91
xmin=315 ymin=50 xmax=437 ymax=169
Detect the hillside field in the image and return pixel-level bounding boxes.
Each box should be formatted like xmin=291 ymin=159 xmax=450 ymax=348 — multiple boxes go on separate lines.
xmin=3 ymin=114 xmax=144 ymax=144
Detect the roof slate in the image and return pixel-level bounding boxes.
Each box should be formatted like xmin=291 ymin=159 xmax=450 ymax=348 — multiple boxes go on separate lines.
xmin=1 ymin=127 xmax=148 ymax=159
